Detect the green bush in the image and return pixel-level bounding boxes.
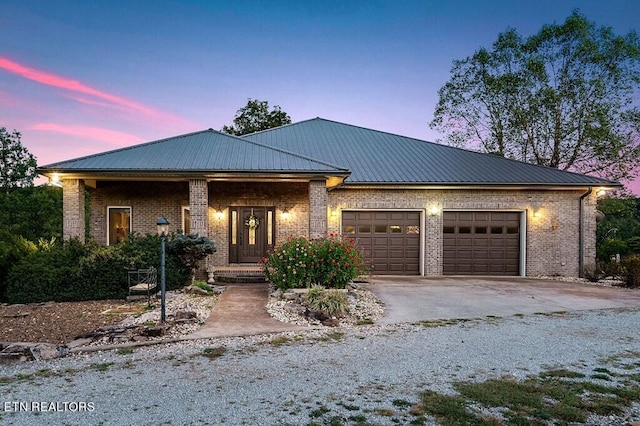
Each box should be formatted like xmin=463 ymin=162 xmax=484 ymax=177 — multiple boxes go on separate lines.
xmin=5 ymin=234 xmax=191 ymax=304
xmin=620 ymin=255 xmax=640 ymax=288
xmin=305 ymin=286 xmax=348 ymax=317
xmin=263 ymin=235 xmax=366 ymax=291
xmin=168 ymin=233 xmax=217 ymax=283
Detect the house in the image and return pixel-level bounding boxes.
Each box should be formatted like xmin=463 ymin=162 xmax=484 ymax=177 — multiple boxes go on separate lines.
xmin=38 ymin=118 xmax=620 ymax=277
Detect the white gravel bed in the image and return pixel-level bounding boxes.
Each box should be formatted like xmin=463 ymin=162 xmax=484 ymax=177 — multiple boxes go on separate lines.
xmin=267 ymin=286 xmax=385 ymax=327
xmin=1 ymin=307 xmax=639 ymax=425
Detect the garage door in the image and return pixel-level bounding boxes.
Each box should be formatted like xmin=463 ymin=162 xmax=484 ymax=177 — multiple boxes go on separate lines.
xmin=443 ymin=211 xmax=520 ymax=275
xmin=342 ymin=211 xmax=420 ymax=275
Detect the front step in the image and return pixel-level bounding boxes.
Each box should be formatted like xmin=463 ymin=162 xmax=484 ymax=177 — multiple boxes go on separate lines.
xmin=213 ymin=265 xmax=266 ymax=283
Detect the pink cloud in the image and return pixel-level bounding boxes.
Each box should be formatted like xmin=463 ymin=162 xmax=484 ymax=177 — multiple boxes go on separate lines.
xmin=32 ymin=123 xmax=144 ymax=146
xmin=0 ymin=56 xmax=199 ymax=128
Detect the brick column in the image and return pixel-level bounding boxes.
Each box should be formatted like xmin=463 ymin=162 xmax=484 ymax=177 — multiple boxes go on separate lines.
xmin=63 ymin=179 xmax=85 ymax=242
xmin=309 ymin=179 xmax=327 ymax=239
xmin=189 ymin=179 xmax=209 ymax=237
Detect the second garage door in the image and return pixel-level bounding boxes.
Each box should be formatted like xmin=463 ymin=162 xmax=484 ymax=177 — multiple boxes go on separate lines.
xmin=443 ymin=211 xmax=521 ymax=275
xmin=342 ymin=211 xmax=420 ymax=275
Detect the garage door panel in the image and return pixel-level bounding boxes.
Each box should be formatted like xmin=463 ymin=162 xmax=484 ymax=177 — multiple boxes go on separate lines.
xmin=443 ymin=211 xmax=521 ymax=276
xmin=343 ymin=211 xmax=420 ymax=275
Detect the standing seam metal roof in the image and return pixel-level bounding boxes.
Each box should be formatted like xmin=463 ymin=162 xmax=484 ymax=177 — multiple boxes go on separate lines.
xmin=39 ymin=129 xmax=348 ymax=174
xmin=244 ymin=118 xmax=619 ymax=186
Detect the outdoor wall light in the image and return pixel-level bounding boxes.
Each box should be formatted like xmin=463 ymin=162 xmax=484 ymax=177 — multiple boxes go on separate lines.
xmin=596 ymin=188 xmax=608 ymax=197
xmin=331 ymin=209 xmax=339 ymax=217
xmin=281 ymin=209 xmax=291 ymax=220
xmin=428 ymin=205 xmax=441 ymax=216
xmin=215 ymin=209 xmax=224 ymax=220
xmin=49 ymin=173 xmax=62 ymax=187
xmin=532 ymin=210 xmax=541 ymax=219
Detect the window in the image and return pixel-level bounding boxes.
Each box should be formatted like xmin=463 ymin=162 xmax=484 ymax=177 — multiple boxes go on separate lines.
xmin=181 ymin=207 xmax=191 ymax=234
xmin=459 ymin=226 xmax=471 ymax=234
xmin=390 ymin=225 xmax=402 ymax=233
xmin=491 ymin=227 xmax=503 ymax=234
xmin=374 ymin=225 xmax=387 ymax=233
xmin=108 ymin=207 xmax=131 ymax=245
xmin=231 ymin=210 xmax=237 ymax=245
xmin=343 ymin=225 xmax=356 ymax=234
xmin=267 ymin=210 xmax=273 ymax=245
xmin=475 ymin=226 xmax=487 ymax=234
xmin=358 ymin=225 xmax=371 ymax=234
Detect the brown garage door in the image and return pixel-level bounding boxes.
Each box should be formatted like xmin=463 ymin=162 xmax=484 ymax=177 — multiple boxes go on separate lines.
xmin=443 ymin=211 xmax=520 ymax=275
xmin=342 ymin=211 xmax=420 ymax=275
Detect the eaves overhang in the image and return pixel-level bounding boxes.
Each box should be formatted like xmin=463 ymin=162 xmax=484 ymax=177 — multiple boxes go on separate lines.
xmin=334 ymin=181 xmax=623 ymax=191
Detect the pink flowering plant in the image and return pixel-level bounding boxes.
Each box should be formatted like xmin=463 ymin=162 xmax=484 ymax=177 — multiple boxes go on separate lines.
xmin=262 ymin=235 xmax=367 ymax=290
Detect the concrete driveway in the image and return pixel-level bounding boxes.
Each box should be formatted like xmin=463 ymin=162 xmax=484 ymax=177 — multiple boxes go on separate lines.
xmin=365 ymin=277 xmax=640 ymax=324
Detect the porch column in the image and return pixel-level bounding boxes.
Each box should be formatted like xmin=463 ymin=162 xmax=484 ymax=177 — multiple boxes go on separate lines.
xmin=309 ymin=179 xmax=328 ymax=239
xmin=189 ymin=179 xmax=209 ymax=237
xmin=62 ymin=179 xmax=85 ymax=242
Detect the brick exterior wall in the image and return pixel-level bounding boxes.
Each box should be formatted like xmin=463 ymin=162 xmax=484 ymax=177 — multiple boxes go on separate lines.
xmin=207 ymin=181 xmax=309 ymax=266
xmin=327 ymin=188 xmax=597 ymax=277
xmin=89 ymin=181 xmax=189 ymax=244
xmin=62 ymin=179 xmax=86 ymax=242
xmin=87 ymin=180 xmax=596 ymax=277
xmin=189 ymin=179 xmax=209 ymax=237
xmin=309 ymin=179 xmax=328 ymax=239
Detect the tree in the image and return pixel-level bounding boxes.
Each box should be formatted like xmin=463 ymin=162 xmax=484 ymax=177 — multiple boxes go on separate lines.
xmin=431 ymin=11 xmax=640 ymax=181
xmin=0 ymin=127 xmax=38 ymax=193
xmin=221 ymin=99 xmax=292 ymax=136
xmin=596 ymin=196 xmax=640 ymax=261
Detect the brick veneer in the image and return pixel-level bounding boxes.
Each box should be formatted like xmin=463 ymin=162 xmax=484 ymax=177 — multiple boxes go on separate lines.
xmin=207 ymin=181 xmax=310 ymax=266
xmin=62 ymin=179 xmax=86 ymax=242
xmin=189 ymin=179 xmax=208 ymax=237
xmin=327 ymin=188 xmax=597 ymax=277
xmin=309 ymin=179 xmax=328 ymax=238
xmin=89 ymin=181 xmax=189 ymax=244
xmin=85 ymin=180 xmax=596 ymax=277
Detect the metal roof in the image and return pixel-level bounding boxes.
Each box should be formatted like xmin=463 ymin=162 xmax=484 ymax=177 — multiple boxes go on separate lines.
xmin=40 ymin=118 xmax=620 ymax=187
xmin=244 ymin=118 xmax=620 ymax=186
xmin=39 ymin=129 xmax=348 ymax=175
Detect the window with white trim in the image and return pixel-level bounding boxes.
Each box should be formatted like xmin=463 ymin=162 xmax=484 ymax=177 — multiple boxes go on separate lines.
xmin=181 ymin=206 xmax=191 ymax=234
xmin=107 ymin=207 xmax=131 ymax=245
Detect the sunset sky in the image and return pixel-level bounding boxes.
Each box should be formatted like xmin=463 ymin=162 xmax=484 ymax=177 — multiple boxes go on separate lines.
xmin=1 ymin=0 xmax=639 ymax=193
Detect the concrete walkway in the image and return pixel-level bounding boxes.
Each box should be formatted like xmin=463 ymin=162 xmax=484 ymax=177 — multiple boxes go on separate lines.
xmin=366 ymin=276 xmax=640 ymax=324
xmin=187 ymin=284 xmax=305 ymax=339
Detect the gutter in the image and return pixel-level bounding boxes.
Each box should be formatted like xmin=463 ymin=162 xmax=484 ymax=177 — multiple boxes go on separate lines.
xmin=578 ymin=187 xmax=593 ymax=278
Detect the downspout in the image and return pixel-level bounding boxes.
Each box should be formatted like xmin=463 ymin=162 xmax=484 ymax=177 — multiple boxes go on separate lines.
xmin=578 ymin=187 xmax=593 ymax=278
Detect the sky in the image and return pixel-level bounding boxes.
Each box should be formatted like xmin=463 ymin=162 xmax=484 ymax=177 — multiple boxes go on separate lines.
xmin=1 ymin=0 xmax=639 ymax=193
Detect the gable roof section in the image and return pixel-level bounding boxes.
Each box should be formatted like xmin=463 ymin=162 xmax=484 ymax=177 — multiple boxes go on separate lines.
xmin=244 ymin=118 xmax=619 ymax=187
xmin=39 ymin=129 xmax=348 ymax=176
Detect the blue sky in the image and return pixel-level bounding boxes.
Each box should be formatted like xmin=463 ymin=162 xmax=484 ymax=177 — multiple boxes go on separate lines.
xmin=1 ymin=0 xmax=639 ymax=192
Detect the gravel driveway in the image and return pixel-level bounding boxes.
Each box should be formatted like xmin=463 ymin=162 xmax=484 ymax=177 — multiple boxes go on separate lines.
xmin=1 ymin=307 xmax=639 ymax=425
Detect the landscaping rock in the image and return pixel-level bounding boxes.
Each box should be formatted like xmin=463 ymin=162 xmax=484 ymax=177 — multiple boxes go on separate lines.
xmin=211 ymin=285 xmax=226 ymax=294
xmin=140 ymin=326 xmax=168 ymax=337
xmin=184 ymin=285 xmax=210 ymax=296
xmin=30 ymin=343 xmax=66 ymax=361
xmin=174 ymin=311 xmax=198 ymax=321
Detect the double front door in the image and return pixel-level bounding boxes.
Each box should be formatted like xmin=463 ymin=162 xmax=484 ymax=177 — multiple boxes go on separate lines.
xmin=229 ymin=207 xmax=275 ymax=263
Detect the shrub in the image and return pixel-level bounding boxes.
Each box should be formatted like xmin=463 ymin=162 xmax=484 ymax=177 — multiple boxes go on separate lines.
xmin=309 ymin=235 xmax=367 ymax=288
xmin=620 ymin=255 xmax=640 ymax=288
xmin=305 ymin=286 xmax=348 ymax=317
xmin=5 ymin=234 xmax=191 ymax=304
xmin=263 ymin=237 xmax=313 ymax=290
xmin=168 ymin=234 xmax=217 ymax=283
xmin=263 ymin=235 xmax=367 ymax=291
